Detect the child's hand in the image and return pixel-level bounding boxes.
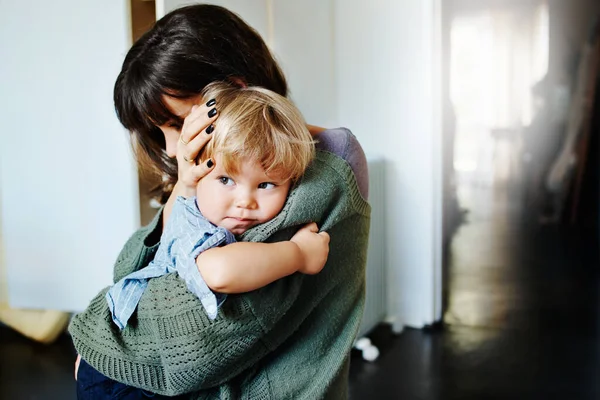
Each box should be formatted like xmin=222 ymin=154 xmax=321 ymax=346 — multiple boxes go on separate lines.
xmin=290 ymin=222 xmax=330 ymax=275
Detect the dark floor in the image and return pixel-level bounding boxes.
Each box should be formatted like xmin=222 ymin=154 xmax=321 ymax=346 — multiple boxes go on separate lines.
xmin=349 ymin=182 xmax=600 ymax=399
xmin=0 ymin=326 xmax=76 ymax=399
xmin=2 ymin=183 xmax=600 ymax=399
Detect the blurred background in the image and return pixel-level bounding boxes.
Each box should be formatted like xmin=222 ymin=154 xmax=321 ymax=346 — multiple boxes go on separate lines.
xmin=1 ymin=0 xmax=600 ymax=398
xmin=441 ymin=0 xmax=600 ymax=329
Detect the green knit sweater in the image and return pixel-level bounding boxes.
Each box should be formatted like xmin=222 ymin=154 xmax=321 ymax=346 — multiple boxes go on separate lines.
xmin=69 ymin=150 xmax=370 ymax=399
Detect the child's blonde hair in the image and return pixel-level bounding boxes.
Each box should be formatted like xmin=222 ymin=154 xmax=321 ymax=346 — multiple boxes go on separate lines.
xmin=199 ymin=82 xmax=315 ymax=181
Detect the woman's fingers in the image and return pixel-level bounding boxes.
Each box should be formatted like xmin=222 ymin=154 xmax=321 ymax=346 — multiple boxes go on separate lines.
xmin=180 ymin=157 xmax=216 ymax=188
xmin=189 ymin=158 xmax=216 ymax=182
xmin=185 ymin=122 xmax=215 ymax=163
xmin=179 ymin=101 xmax=218 ymax=145
xmin=176 ymin=99 xmax=218 ymax=189
xmin=74 ymin=354 xmax=81 ymax=381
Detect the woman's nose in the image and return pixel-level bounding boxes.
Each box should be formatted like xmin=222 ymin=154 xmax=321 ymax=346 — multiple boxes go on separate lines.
xmin=159 ymin=126 xmax=179 ymax=158
xmin=165 ymin=136 xmax=178 ymax=158
xmin=165 ymin=141 xmax=177 ymax=157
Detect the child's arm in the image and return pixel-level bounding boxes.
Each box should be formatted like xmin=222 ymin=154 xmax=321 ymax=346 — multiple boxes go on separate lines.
xmin=196 ymin=222 xmax=329 ymax=293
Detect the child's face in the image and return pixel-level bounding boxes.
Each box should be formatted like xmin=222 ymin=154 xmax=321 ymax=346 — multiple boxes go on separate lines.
xmin=196 ymin=156 xmax=292 ymax=235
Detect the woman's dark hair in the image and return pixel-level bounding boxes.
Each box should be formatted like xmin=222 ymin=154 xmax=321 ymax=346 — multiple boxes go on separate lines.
xmin=114 ymin=4 xmax=288 ymax=199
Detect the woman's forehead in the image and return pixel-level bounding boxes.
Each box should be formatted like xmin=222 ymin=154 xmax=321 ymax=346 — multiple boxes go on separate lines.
xmin=161 ymin=94 xmax=204 ymax=120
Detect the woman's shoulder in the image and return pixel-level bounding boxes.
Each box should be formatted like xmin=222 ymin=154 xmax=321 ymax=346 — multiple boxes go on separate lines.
xmin=314 ymin=128 xmax=369 ymax=199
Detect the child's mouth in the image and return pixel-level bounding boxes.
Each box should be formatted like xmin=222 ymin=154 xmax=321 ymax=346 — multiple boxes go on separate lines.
xmin=227 ymin=217 xmax=256 ymax=225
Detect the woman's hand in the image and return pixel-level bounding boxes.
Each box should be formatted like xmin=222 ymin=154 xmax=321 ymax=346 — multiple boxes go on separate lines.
xmin=74 ymin=354 xmax=81 ymax=380
xmin=163 ymin=100 xmax=218 ymax=224
xmin=176 ymin=101 xmax=219 ymax=196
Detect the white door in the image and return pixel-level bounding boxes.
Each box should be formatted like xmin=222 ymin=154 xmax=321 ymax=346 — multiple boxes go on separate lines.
xmin=0 ymin=0 xmax=140 ymax=311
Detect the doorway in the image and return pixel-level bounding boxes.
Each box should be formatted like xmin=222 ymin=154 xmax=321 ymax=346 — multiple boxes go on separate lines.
xmin=441 ymin=0 xmax=600 ymax=329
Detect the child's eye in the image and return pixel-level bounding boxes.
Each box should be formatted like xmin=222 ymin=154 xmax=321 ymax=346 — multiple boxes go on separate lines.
xmin=219 ymin=177 xmax=235 ymax=186
xmin=258 ymin=182 xmax=276 ymax=189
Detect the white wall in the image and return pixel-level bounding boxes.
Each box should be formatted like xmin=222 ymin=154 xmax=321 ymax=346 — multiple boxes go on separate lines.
xmin=334 ymin=0 xmax=443 ymax=328
xmin=0 ymin=0 xmax=140 ymax=311
xmin=211 ymin=0 xmax=444 ymax=327
xmin=159 ymin=0 xmax=337 ymax=128
xmin=271 ymin=0 xmax=337 ymax=128
xmin=0 ymin=0 xmax=442 ymax=325
xmin=159 ymin=1 xmax=269 ymax=39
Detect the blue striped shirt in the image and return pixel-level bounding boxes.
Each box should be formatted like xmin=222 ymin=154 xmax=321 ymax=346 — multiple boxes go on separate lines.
xmin=106 ymin=196 xmax=236 ymax=330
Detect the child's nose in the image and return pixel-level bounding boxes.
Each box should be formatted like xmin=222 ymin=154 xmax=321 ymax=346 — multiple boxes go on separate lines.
xmin=235 ymin=192 xmax=257 ymax=209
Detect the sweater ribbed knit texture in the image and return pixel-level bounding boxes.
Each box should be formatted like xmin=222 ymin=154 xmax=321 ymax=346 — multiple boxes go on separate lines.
xmin=69 ymin=149 xmax=370 ymax=399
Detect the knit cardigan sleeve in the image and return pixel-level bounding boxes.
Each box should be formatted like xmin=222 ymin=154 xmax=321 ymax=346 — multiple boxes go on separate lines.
xmin=112 ymin=207 xmax=163 ymax=284
xmin=68 ymin=150 xmax=370 ymax=396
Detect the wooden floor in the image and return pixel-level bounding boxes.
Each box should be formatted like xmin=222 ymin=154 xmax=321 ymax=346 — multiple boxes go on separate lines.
xmin=2 ymin=182 xmax=600 ymax=399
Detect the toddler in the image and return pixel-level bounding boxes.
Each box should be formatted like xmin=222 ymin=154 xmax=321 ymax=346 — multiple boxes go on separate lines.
xmin=105 ymin=82 xmax=329 ymax=329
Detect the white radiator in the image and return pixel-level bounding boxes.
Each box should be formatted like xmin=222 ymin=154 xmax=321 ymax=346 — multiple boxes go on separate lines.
xmin=358 ymin=159 xmax=387 ymax=339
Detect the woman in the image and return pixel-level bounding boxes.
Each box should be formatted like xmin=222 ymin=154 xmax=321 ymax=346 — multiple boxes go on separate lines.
xmin=69 ymin=4 xmax=370 ymax=399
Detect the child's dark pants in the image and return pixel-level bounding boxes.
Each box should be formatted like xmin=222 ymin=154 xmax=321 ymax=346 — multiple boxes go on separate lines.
xmin=76 ymin=359 xmax=188 ymax=399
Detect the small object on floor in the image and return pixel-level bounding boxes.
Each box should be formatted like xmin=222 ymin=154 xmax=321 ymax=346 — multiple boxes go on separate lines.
xmin=354 ymin=337 xmax=380 ymax=362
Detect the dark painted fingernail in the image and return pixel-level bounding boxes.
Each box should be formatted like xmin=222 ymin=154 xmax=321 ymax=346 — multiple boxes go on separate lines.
xmin=206 ymin=99 xmax=216 ymax=107
xmin=205 ymin=124 xmax=214 ymax=134
xmin=206 ymin=159 xmax=214 ymax=168
xmin=208 ymin=108 xmax=217 ymax=118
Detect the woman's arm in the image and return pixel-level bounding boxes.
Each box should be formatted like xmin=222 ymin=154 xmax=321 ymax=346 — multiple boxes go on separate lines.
xmin=197 ymin=223 xmax=329 ymax=293
xmin=70 ymin=182 xmax=368 ymax=397
xmin=70 ymin=138 xmax=370 ymax=396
